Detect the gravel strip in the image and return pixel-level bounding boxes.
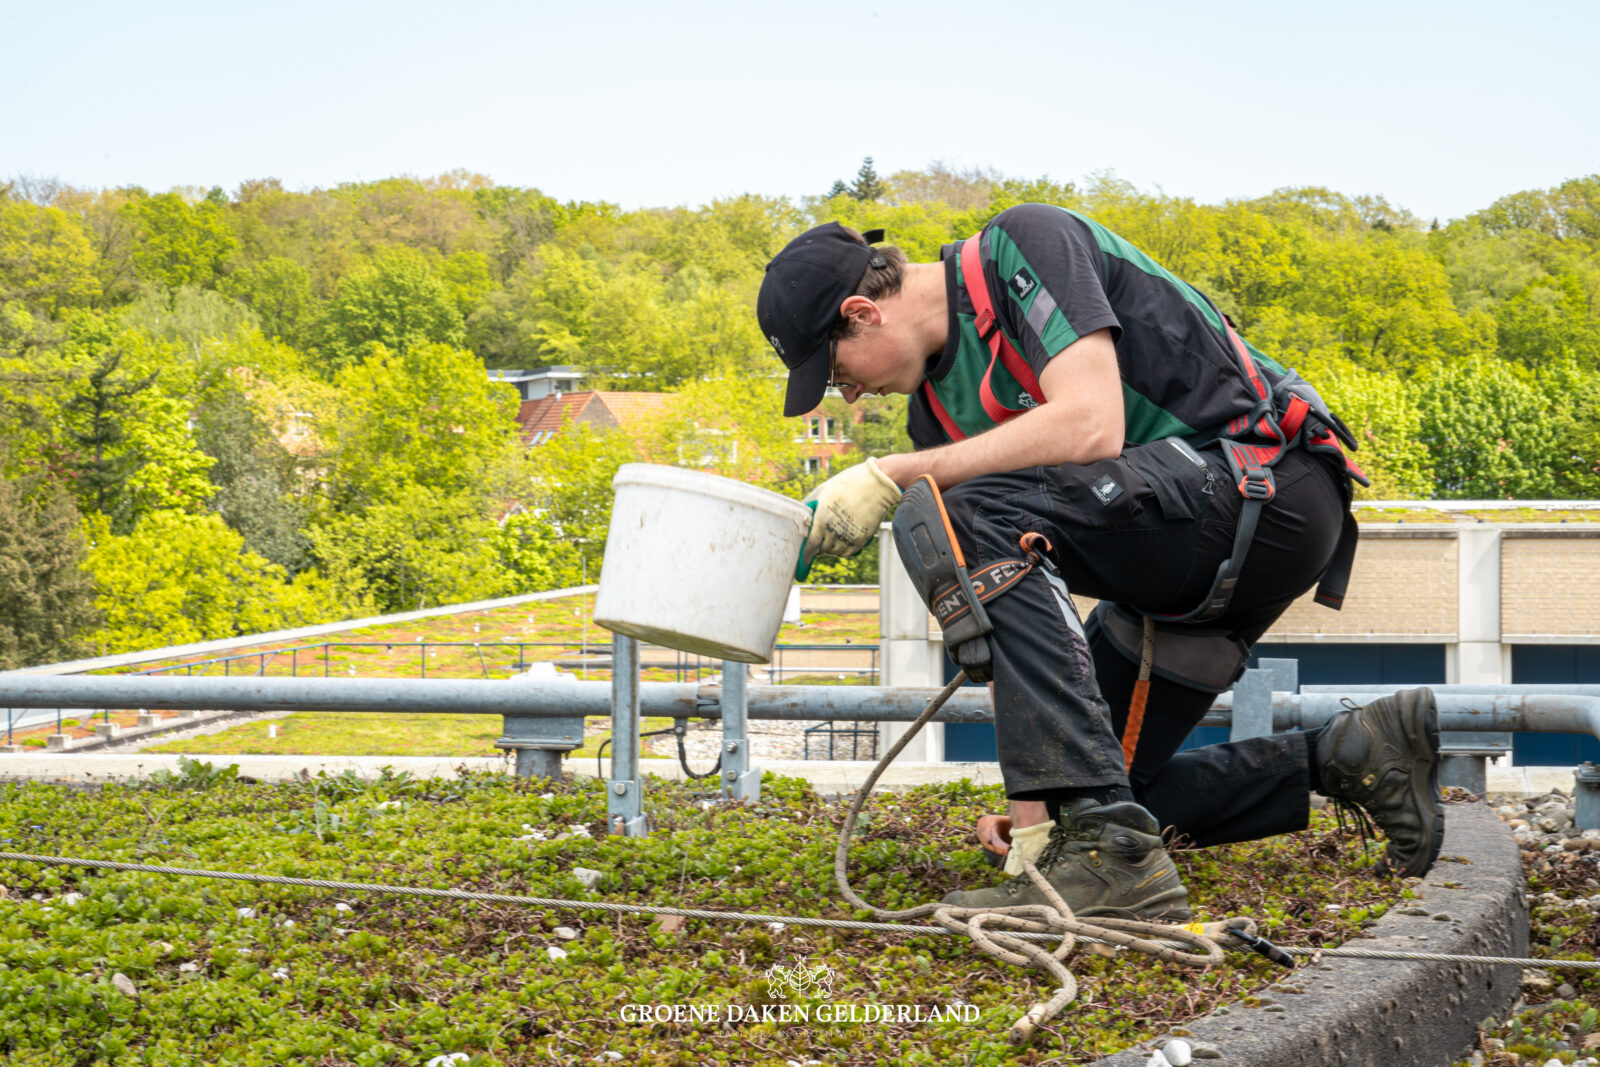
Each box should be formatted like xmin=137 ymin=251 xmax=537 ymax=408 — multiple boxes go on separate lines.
xmin=107 ymin=711 xmax=295 ymax=752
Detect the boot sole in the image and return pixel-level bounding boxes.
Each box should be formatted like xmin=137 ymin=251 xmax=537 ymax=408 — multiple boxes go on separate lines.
xmin=1394 ymin=688 xmax=1445 ymax=878
xmin=1075 ymin=888 xmax=1193 ymax=923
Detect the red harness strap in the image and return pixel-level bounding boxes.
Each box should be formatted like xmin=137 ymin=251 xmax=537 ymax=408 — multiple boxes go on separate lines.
xmin=922 ymin=234 xmax=1048 ymax=441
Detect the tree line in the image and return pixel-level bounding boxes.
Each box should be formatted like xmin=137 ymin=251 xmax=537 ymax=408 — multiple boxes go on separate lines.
xmin=1 ymin=164 xmax=1598 ymax=667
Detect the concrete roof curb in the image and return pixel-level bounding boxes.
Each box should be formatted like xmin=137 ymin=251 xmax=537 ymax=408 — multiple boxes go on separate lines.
xmin=1089 ymin=800 xmax=1527 ymax=1067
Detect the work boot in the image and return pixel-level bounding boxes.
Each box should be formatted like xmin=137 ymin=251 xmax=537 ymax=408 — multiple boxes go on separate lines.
xmin=1315 ymin=687 xmax=1444 ymax=878
xmin=941 ymin=800 xmax=1191 ymax=920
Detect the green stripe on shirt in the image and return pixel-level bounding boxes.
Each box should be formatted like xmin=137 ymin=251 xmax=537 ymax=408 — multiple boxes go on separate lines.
xmin=986 ymin=225 xmax=1081 ymax=357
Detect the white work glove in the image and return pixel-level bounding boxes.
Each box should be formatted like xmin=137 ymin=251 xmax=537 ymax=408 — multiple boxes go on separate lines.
xmin=1002 ymin=819 xmax=1055 ymax=876
xmin=795 ymin=458 xmax=902 ymax=580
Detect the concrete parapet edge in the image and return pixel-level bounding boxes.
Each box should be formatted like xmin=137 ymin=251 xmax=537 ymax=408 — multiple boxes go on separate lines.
xmin=1089 ymin=801 xmax=1527 ymax=1067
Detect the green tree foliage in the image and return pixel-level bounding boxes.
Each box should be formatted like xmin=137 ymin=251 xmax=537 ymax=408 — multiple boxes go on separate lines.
xmin=322 ymin=248 xmax=464 ymax=373
xmin=322 ymin=342 xmax=521 ymax=511
xmin=83 ymin=511 xmax=358 ymax=654
xmin=525 ymin=423 xmax=643 ymax=588
xmin=306 ymin=486 xmax=502 ymax=612
xmin=0 ymin=198 xmax=100 ymax=318
xmin=0 ymin=471 xmax=98 ymax=669
xmin=193 ymin=384 xmax=311 ymax=573
xmin=490 ymin=510 xmax=562 ymax=593
xmin=1416 ymin=357 xmax=1561 ymax=498
xmin=850 ymin=158 xmax=886 ymax=203
xmin=309 ymin=342 xmax=523 ymax=608
xmin=119 ymin=286 xmax=260 ymax=351
xmin=221 ymin=256 xmax=319 ymax=348
xmin=1303 ymin=360 xmax=1433 ymax=499
xmin=124 ymin=191 xmax=238 ymax=290
xmin=59 ymin=336 xmax=161 ymax=528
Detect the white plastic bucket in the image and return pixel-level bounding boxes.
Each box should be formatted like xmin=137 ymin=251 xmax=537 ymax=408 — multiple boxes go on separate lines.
xmin=594 ymin=464 xmax=812 ymax=663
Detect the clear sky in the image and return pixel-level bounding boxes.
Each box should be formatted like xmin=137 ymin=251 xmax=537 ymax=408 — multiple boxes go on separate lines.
xmin=3 ymin=0 xmax=1595 ymax=223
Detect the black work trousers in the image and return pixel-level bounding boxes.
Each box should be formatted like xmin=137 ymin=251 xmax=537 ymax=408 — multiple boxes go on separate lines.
xmin=939 ymin=440 xmax=1348 ymax=849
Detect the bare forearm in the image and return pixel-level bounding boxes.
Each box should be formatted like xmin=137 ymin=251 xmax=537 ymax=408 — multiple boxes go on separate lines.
xmin=876 ymin=405 xmax=1119 ymax=489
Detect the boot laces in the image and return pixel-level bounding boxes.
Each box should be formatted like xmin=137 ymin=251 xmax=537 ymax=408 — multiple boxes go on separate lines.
xmin=1331 ymin=796 xmax=1381 ymax=869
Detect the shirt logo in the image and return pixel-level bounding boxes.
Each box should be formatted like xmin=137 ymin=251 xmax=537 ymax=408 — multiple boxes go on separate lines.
xmin=1090 ymin=475 xmax=1123 ymax=506
xmin=1008 ymin=268 xmax=1038 ymax=300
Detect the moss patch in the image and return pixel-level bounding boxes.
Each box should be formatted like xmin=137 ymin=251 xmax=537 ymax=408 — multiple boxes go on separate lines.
xmin=0 ymin=770 xmax=1402 ymax=1065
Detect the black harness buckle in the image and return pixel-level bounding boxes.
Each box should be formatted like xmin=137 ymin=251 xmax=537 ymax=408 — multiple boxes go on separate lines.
xmin=1238 ymin=465 xmax=1276 ymax=501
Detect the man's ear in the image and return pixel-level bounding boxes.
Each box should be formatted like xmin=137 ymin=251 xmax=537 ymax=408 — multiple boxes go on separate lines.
xmin=839 ymin=295 xmax=882 ymax=328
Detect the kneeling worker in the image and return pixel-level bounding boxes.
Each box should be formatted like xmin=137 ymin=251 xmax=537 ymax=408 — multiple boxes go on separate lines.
xmin=756 ymin=205 xmax=1443 ymax=918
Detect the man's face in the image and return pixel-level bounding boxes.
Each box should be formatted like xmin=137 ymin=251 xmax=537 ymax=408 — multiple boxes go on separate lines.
xmin=829 ymin=307 xmax=924 ymax=404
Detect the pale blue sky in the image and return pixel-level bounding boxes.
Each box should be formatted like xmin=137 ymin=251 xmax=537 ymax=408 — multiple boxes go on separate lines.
xmin=3 ymin=0 xmax=1595 ymax=222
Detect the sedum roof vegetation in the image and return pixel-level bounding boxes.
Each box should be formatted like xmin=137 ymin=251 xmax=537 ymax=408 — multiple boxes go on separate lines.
xmin=0 ymin=767 xmax=1406 ymax=1065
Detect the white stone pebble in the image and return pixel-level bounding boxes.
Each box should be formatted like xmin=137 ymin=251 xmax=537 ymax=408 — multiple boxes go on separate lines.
xmin=539 ymin=792 xmax=556 ymax=800
xmin=426 ymin=1056 xmax=471 ymax=1067
xmin=572 ymin=867 xmax=603 ymax=889
xmin=593 ymin=1054 xmax=623 ymax=1063
xmin=1163 ymin=1039 xmax=1193 ymax=1066
xmin=1146 ymin=1054 xmax=1171 ymax=1067
xmin=112 ymin=973 xmax=137 ymax=998
xmin=236 ymin=907 xmax=255 ymax=919
xmin=333 ymin=902 xmax=353 ymax=913
xmin=271 ymin=968 xmax=290 ymax=981
xmin=178 ymin=962 xmax=200 ymax=973
xmin=546 ymin=946 xmax=569 ymax=961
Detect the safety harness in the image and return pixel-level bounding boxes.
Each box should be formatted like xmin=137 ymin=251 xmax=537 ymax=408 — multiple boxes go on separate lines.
xmin=908 ymin=231 xmax=1371 ymax=771
xmin=921 ymin=231 xmax=1369 ymax=626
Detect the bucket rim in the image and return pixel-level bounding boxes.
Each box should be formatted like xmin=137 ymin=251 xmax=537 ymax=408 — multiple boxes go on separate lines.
xmin=610 ymin=463 xmax=811 ymax=525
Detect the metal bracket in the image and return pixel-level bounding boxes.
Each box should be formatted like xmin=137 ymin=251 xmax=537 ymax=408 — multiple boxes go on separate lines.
xmin=496 ymin=713 xmax=584 ymax=780
xmin=1438 ymin=731 xmax=1511 ymax=794
xmin=606 ymin=635 xmax=648 ymax=836
xmin=720 ymin=662 xmax=760 ymax=804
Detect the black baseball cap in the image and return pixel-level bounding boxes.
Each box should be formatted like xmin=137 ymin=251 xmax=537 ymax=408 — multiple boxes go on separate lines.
xmin=757 ymin=223 xmax=886 ymax=417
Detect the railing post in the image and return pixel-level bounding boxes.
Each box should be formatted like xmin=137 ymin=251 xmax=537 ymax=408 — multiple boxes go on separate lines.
xmin=1257 ymin=657 xmax=1299 ymax=696
xmin=607 ymin=634 xmax=647 ymax=836
xmin=1575 ymin=762 xmax=1600 ymax=832
xmin=721 ymin=662 xmax=760 ymax=804
xmin=1440 ymin=753 xmax=1489 ymax=794
xmin=1230 ymin=669 xmax=1274 ymax=741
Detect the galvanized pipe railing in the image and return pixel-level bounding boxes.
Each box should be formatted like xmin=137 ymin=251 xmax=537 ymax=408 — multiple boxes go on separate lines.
xmin=4 ymin=665 xmax=1599 ymax=831
xmin=5 ymin=675 xmax=1600 ymax=735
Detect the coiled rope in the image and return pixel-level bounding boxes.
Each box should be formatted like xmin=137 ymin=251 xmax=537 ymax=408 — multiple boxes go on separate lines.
xmin=830 ymin=671 xmax=1227 ymax=1043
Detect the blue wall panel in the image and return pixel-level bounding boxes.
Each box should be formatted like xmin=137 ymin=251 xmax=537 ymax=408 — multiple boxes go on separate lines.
xmin=1510 ymin=646 xmax=1600 ymax=766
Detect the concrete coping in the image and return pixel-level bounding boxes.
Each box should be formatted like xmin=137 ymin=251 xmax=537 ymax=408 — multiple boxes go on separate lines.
xmin=1089 ymin=801 xmax=1528 ymax=1067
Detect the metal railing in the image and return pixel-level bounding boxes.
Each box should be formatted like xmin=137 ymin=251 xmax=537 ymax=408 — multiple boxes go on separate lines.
xmin=3 ymin=639 xmax=882 ymax=745
xmin=5 ymin=650 xmax=1600 ymax=831
xmin=106 ymin=640 xmax=880 ymax=685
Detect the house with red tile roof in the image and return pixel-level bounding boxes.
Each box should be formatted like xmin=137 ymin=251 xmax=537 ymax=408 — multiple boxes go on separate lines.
xmin=515 ymin=390 xmax=674 ymax=446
